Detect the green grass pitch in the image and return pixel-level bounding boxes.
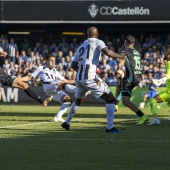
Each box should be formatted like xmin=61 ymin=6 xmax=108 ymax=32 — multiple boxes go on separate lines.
xmin=0 ymin=105 xmax=170 ymax=170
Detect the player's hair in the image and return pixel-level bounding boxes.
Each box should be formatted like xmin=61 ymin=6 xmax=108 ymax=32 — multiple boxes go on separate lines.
xmin=125 ymin=35 xmax=135 ymax=44
xmin=45 ymin=54 xmax=56 ymax=60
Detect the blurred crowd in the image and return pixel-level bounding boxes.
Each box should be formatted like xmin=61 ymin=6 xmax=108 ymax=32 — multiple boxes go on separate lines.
xmin=0 ymin=33 xmax=169 ymax=87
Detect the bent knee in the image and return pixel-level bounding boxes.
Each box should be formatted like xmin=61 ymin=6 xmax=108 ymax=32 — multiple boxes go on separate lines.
xmin=61 ymin=95 xmax=72 ymax=105
xmin=75 ymin=98 xmax=83 ymax=106
xmin=100 ymin=92 xmax=116 ymax=104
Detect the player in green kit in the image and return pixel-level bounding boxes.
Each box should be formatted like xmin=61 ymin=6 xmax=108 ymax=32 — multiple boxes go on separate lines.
xmin=147 ymin=44 xmax=170 ymax=125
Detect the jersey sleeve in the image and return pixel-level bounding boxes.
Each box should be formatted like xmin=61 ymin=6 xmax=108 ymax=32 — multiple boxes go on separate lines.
xmin=97 ymin=40 xmax=107 ymax=51
xmin=166 ymin=61 xmax=170 ymax=79
xmin=31 ymin=66 xmax=42 ymax=78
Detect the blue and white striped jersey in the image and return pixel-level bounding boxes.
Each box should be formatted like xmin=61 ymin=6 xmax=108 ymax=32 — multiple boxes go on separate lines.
xmin=31 ymin=66 xmax=64 ymax=85
xmin=73 ymin=38 xmax=106 ymax=80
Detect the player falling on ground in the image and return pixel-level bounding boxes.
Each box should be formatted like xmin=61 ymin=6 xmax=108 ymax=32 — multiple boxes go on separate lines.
xmin=114 ymin=35 xmax=149 ymax=124
xmin=147 ymin=44 xmax=170 ymax=125
xmin=21 ymin=54 xmax=91 ymax=122
xmin=0 ymin=47 xmax=52 ymax=106
xmin=61 ymin=26 xmax=125 ymax=133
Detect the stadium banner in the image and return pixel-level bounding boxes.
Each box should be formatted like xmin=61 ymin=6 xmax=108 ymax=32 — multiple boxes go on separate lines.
xmin=0 ymin=86 xmax=168 ymax=109
xmin=0 ymin=86 xmax=104 ymax=106
xmin=110 ymin=86 xmax=168 ymax=108
xmin=0 ymin=0 xmax=170 ymax=23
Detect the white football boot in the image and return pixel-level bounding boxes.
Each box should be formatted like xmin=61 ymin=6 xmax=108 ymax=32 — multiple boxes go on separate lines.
xmin=146 ymin=118 xmax=160 ymax=126
xmin=54 ymin=116 xmax=65 ymax=122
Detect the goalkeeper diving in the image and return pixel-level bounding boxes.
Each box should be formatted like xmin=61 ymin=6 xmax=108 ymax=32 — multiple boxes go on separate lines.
xmin=147 ymin=44 xmax=170 ymax=125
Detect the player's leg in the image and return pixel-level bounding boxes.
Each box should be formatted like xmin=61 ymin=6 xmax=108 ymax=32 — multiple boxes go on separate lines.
xmin=61 ymin=83 xmax=92 ymax=104
xmin=53 ymin=91 xmax=72 ymax=122
xmin=12 ymin=77 xmax=52 ymax=106
xmin=121 ymin=81 xmax=149 ymax=124
xmin=140 ymin=93 xmax=149 ymax=108
xmin=61 ymin=83 xmax=76 ymax=93
xmin=115 ymin=78 xmax=121 ymax=112
xmin=147 ymin=91 xmax=167 ymax=126
xmin=0 ymin=82 xmax=2 ymax=101
xmin=88 ymin=76 xmax=123 ymax=133
xmin=61 ymin=82 xmax=86 ymax=130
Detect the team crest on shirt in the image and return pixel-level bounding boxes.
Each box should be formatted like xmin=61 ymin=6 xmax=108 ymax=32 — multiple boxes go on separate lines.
xmin=88 ymin=4 xmax=99 ymax=18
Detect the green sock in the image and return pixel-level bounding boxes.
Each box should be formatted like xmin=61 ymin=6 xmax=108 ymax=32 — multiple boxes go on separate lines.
xmin=150 ymin=98 xmax=158 ymax=116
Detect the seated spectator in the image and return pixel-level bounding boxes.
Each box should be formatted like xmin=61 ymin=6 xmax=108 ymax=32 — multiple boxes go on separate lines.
xmin=7 ymin=61 xmax=14 ymax=75
xmin=146 ymin=72 xmax=153 ymax=87
xmin=3 ymin=58 xmax=10 ymax=71
xmin=56 ymin=51 xmax=63 ymax=64
xmin=105 ymin=69 xmax=117 ymax=86
xmin=19 ymin=50 xmax=28 ymax=65
xmin=138 ymin=74 xmax=147 ymax=88
xmin=70 ymin=38 xmax=79 ymax=51
xmin=57 ymin=65 xmax=66 ymax=77
xmin=27 ymin=51 xmax=36 ymax=65
xmin=12 ymin=64 xmax=19 ymax=76
xmin=65 ymin=55 xmax=72 ymax=69
xmin=58 ymin=57 xmax=67 ymax=69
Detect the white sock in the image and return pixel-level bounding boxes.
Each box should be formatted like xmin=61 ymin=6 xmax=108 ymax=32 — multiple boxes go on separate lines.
xmin=106 ymin=103 xmax=114 ymax=130
xmin=55 ymin=103 xmax=70 ymax=118
xmin=65 ymin=101 xmax=78 ymax=125
xmin=65 ymin=84 xmax=76 ymax=93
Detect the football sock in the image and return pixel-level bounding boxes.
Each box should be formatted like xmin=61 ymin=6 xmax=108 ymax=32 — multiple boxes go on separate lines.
xmin=136 ymin=110 xmax=144 ymax=117
xmin=56 ymin=103 xmax=70 ymax=118
xmin=150 ymin=98 xmax=158 ymax=116
xmin=106 ymin=103 xmax=114 ymax=129
xmin=24 ymin=86 xmax=43 ymax=104
xmin=65 ymin=101 xmax=78 ymax=125
xmin=64 ymin=84 xmax=76 ymax=93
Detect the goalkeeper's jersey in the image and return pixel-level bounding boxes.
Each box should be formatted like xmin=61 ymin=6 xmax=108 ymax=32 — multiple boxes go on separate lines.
xmin=165 ymin=61 xmax=170 ymax=90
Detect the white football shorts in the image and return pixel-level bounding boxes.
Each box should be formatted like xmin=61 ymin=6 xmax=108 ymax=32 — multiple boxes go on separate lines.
xmin=75 ymin=75 xmax=110 ymax=99
xmin=43 ymin=84 xmax=67 ymax=103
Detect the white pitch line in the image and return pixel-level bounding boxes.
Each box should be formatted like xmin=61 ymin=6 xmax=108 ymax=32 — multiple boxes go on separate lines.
xmin=1 ymin=138 xmax=170 ymax=143
xmin=0 ymin=121 xmax=52 ymax=129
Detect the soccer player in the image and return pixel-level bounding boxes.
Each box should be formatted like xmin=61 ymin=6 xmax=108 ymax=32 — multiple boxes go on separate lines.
xmin=139 ymin=73 xmax=157 ymax=109
xmin=147 ymin=44 xmax=170 ymax=125
xmin=117 ymin=35 xmax=149 ymax=124
xmin=0 ymin=47 xmax=52 ymax=106
xmin=21 ymin=54 xmax=90 ymax=122
xmin=61 ymin=26 xmax=125 ymax=133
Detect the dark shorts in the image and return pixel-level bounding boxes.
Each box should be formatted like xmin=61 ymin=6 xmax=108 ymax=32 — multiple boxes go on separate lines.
xmin=121 ymin=80 xmax=135 ymax=97
xmin=0 ymin=72 xmax=17 ymax=87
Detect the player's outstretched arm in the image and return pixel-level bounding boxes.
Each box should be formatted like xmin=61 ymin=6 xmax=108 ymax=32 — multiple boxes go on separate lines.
xmin=102 ymin=47 xmax=125 ymax=59
xmin=152 ymin=77 xmax=167 ymax=86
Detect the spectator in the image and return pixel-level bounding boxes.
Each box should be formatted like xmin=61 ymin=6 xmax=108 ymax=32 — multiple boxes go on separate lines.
xmin=57 ymin=65 xmax=66 ymax=77
xmin=19 ymin=50 xmax=28 ymax=65
xmin=21 ymin=38 xmax=29 ymax=51
xmin=138 ymin=74 xmax=147 ymax=88
xmin=70 ymin=38 xmax=78 ymax=50
xmin=3 ymin=58 xmax=10 ymax=72
xmin=0 ymin=34 xmax=8 ymax=50
xmin=27 ymin=51 xmax=36 ymax=65
xmin=7 ymin=38 xmax=18 ymax=64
